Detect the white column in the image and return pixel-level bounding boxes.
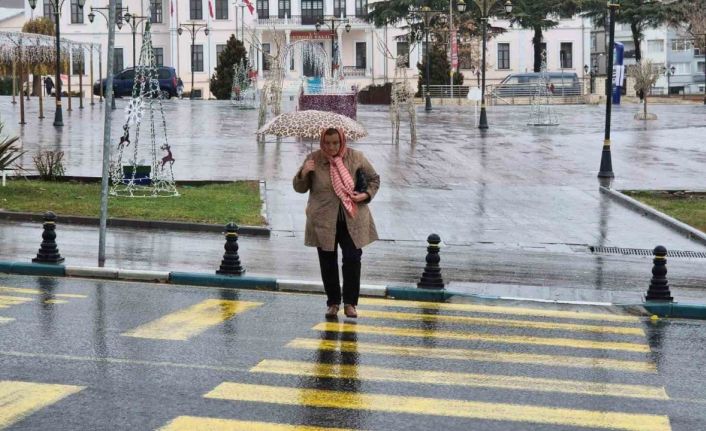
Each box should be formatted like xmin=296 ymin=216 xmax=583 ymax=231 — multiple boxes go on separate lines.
xmin=257 ymin=30 xmax=263 ymax=78
xmin=285 ymin=30 xmax=291 ymax=78
xmin=365 ymin=29 xmax=373 ymax=77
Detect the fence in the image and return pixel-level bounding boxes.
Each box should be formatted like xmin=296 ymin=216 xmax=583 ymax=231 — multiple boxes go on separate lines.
xmin=421 ymin=80 xmax=589 ymax=105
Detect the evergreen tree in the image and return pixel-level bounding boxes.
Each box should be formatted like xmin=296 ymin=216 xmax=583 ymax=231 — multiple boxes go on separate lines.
xmin=417 ymin=45 xmax=463 ymax=96
xmin=209 ymin=35 xmax=248 ymax=100
xmin=22 ymin=17 xmax=56 ymax=96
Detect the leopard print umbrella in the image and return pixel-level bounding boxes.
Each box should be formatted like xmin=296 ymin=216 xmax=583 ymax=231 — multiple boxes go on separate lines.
xmin=257 ymin=110 xmax=368 ymax=141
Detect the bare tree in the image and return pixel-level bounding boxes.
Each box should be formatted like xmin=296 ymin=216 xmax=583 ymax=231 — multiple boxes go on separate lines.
xmin=631 ymin=59 xmax=659 ymax=120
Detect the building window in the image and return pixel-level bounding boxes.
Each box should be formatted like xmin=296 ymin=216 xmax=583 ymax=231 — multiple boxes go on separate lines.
xmin=72 ymin=51 xmax=84 ymax=75
xmin=698 ymin=61 xmax=705 ymax=73
xmin=43 ymin=0 xmax=52 ymax=17
xmin=560 ymin=42 xmax=572 ymax=69
xmin=334 ymin=0 xmax=345 ymax=18
xmin=215 ymin=0 xmax=228 ymax=19
xmin=670 ymin=39 xmax=693 ymax=52
xmin=114 ymin=48 xmax=124 ymax=74
xmin=355 ymin=42 xmax=366 ymax=69
xmin=497 ymin=43 xmax=510 ymax=70
xmin=70 ymin=0 xmax=84 ymax=23
xmin=648 ymin=39 xmax=664 ymax=53
xmin=192 ymin=45 xmax=204 ymax=72
xmin=278 ymin=0 xmax=290 ymax=18
xmin=672 ymin=62 xmax=690 ymax=75
xmin=216 ymin=44 xmax=226 ymax=66
xmin=151 ymin=0 xmax=163 ymax=23
xmin=591 ymin=33 xmax=597 ymax=51
xmin=301 ymin=0 xmax=323 ymax=24
xmin=355 ymin=0 xmax=367 ymax=17
xmin=396 ymin=42 xmax=409 ymax=68
xmin=257 ymin=0 xmax=269 ymax=18
xmin=154 ymin=47 xmax=164 ymax=67
xmin=262 ymin=43 xmax=271 ymax=71
xmin=190 ymin=0 xmax=203 ymax=20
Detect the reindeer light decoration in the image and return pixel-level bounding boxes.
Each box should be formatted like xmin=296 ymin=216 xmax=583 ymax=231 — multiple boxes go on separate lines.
xmin=377 ymin=37 xmax=417 ymax=145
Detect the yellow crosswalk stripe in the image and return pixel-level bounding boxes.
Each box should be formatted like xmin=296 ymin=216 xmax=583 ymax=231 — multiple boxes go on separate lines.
xmin=122 ymin=299 xmax=262 ymax=341
xmin=287 ymin=338 xmax=656 ymax=373
xmin=359 ymin=309 xmax=645 ymax=336
xmin=252 ymin=359 xmax=667 ymax=399
xmin=359 ymin=297 xmax=640 ymax=322
xmin=0 ymin=317 xmax=14 ymax=325
xmin=314 ymin=322 xmax=650 ymax=352
xmin=159 ymin=416 xmax=362 ymax=431
xmin=0 ymin=286 xmax=86 ymax=298
xmin=205 ymin=382 xmax=672 ymax=431
xmin=0 ymin=295 xmax=33 ymax=309
xmin=0 ymin=380 xmax=84 ymax=428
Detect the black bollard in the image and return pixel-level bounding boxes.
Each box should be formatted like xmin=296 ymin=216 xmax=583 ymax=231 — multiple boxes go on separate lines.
xmin=417 ymin=233 xmax=444 ymax=289
xmin=645 ymin=245 xmax=673 ymax=302
xmin=32 ymin=211 xmax=64 ymax=264
xmin=216 ymin=222 xmax=245 ymax=276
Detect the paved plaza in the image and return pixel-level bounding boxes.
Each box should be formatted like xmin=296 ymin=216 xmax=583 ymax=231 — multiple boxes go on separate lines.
xmin=1 ymin=97 xmax=706 ymax=302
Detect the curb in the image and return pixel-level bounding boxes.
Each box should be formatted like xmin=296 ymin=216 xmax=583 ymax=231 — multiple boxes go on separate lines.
xmin=599 ymin=187 xmax=706 ymax=247
xmin=0 ymin=210 xmax=271 ymax=237
xmin=3 ymin=260 xmax=706 ymax=320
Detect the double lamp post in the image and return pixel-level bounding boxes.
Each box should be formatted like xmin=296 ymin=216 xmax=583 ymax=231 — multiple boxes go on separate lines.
xmin=178 ymin=22 xmax=210 ymax=99
xmin=315 ymin=17 xmax=351 ymax=76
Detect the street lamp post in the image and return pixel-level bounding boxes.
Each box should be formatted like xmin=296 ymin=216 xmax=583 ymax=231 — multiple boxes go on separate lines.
xmin=123 ymin=12 xmax=150 ymax=68
xmin=417 ymin=6 xmax=445 ymax=112
xmin=28 ymin=0 xmax=85 ymax=127
xmin=663 ymin=64 xmax=675 ymax=98
xmin=178 ymin=22 xmax=210 ymax=99
xmin=89 ymin=6 xmax=126 ymax=110
xmin=457 ymin=0 xmax=512 ymax=127
xmin=598 ymin=2 xmax=619 ymax=179
xmin=315 ymin=17 xmax=351 ymax=77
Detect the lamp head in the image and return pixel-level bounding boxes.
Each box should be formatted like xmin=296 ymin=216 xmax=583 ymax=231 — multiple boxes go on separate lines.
xmin=117 ymin=19 xmax=123 ymax=30
xmin=78 ymin=0 xmax=85 ymax=8
xmin=504 ymin=0 xmax=513 ymax=14
xmin=584 ymin=64 xmax=589 ymax=73
xmin=204 ymin=27 xmax=210 ymax=35
xmin=88 ymin=11 xmax=95 ymax=23
xmin=670 ymin=65 xmax=675 ymax=74
xmin=124 ymin=12 xmax=132 ymax=22
xmin=315 ymin=22 xmax=321 ymax=32
xmin=345 ymin=23 xmax=351 ymax=32
xmin=457 ymin=0 xmax=466 ymax=13
xmin=178 ymin=27 xmax=183 ymax=35
xmin=28 ymin=0 xmax=37 ymax=10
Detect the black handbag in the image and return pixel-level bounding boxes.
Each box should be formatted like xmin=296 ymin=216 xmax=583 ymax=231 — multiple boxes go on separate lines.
xmin=354 ymin=168 xmax=368 ymax=193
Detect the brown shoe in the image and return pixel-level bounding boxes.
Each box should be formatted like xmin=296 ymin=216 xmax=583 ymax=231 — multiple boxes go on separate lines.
xmin=325 ymin=305 xmax=339 ymax=318
xmin=344 ymin=304 xmax=357 ymax=318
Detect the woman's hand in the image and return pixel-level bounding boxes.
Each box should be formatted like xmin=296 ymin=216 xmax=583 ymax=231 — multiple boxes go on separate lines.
xmin=351 ymin=191 xmax=369 ymax=203
xmin=301 ymin=159 xmax=316 ymax=176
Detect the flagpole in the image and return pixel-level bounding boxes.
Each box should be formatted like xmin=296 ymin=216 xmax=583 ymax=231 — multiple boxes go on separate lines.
xmin=208 ymin=0 xmax=213 ymax=99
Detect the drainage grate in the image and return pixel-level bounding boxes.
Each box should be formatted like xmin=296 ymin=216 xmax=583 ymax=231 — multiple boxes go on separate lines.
xmin=590 ymin=246 xmax=706 ymax=259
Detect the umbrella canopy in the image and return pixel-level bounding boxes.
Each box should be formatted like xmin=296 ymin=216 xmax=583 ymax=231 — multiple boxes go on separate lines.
xmin=257 ymin=110 xmax=368 ymax=141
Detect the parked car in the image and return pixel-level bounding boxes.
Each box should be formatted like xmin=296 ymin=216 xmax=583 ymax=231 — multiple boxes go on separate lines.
xmin=492 ymin=72 xmax=582 ymax=97
xmin=93 ymin=66 xmax=178 ymax=99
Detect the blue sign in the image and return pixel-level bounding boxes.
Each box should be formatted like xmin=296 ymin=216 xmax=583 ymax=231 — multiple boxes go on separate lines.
xmin=612 ymin=42 xmax=625 ymax=104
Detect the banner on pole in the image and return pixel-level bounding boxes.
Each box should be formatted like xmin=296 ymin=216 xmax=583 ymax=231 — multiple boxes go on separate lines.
xmin=451 ymin=30 xmax=458 ymax=70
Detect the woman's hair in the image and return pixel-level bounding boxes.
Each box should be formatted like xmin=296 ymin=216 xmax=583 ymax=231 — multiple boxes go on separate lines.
xmin=323 ymin=127 xmax=339 ymax=137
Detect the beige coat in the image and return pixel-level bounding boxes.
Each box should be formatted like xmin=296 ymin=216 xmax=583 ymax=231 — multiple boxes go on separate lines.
xmin=293 ymin=148 xmax=380 ymax=251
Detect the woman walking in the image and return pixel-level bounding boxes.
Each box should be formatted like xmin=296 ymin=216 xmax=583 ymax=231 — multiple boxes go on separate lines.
xmin=293 ymin=127 xmax=380 ymax=318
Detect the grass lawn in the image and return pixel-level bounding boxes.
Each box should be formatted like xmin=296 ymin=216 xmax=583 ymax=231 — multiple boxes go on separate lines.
xmin=624 ymin=191 xmax=706 ymax=233
xmin=0 ymin=180 xmax=264 ymax=226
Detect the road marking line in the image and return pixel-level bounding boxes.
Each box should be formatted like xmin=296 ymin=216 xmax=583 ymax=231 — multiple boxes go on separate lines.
xmin=0 ymin=286 xmax=86 ymax=298
xmin=158 ymin=416 xmax=362 ymax=431
xmin=359 ymin=298 xmax=640 ymax=322
xmin=0 ymin=349 xmax=250 ymax=372
xmin=359 ymin=309 xmax=645 ymax=336
xmin=252 ymin=359 xmax=667 ymax=400
xmin=122 ymin=299 xmax=262 ymax=341
xmin=0 ymin=295 xmax=34 ymax=308
xmin=0 ymin=380 xmax=84 ymax=428
xmin=43 ymin=299 xmax=69 ymax=305
xmin=204 ymin=383 xmax=672 ymax=431
xmin=286 ymin=338 xmax=656 ymax=373
xmin=313 ymin=322 xmax=650 ymax=352
xmin=0 ymin=317 xmax=14 ymax=325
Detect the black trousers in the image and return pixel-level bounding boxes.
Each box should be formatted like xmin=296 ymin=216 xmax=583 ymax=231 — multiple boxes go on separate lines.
xmin=317 ymin=217 xmax=362 ymax=306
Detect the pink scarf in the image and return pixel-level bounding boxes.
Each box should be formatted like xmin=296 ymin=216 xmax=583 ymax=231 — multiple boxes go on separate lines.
xmin=321 ymin=129 xmax=357 ymax=218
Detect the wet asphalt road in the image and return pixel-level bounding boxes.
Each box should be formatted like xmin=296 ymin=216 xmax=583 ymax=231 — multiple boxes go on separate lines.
xmin=1 ymin=274 xmax=706 ymax=430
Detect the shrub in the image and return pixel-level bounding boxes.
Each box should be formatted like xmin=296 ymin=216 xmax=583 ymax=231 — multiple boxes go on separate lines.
xmin=0 ymin=122 xmax=23 ymax=171
xmin=33 ymin=150 xmax=65 ymax=180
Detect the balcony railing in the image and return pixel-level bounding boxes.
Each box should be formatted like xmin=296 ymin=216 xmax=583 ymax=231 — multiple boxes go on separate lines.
xmin=342 ymin=66 xmax=365 ymax=76
xmin=256 ymin=15 xmax=368 ymax=26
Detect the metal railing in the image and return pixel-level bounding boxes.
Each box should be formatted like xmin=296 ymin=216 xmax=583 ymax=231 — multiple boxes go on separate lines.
xmin=256 ymin=15 xmax=368 ymax=25
xmin=420 ymin=85 xmax=470 ymax=98
xmin=342 ymin=66 xmax=366 ymax=77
